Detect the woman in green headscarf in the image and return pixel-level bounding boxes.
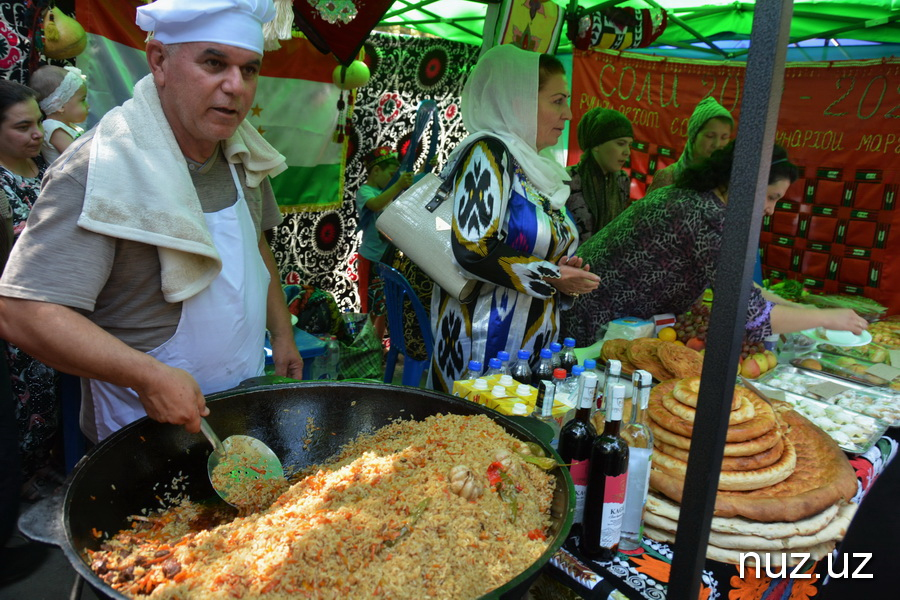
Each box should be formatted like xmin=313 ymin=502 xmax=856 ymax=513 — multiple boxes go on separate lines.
xmin=566 ymin=107 xmax=633 ymax=243
xmin=647 ymin=96 xmax=733 ymax=193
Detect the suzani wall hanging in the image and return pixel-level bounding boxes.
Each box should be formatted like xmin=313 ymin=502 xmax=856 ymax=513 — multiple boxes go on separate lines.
xmin=269 ymin=33 xmax=479 ymax=310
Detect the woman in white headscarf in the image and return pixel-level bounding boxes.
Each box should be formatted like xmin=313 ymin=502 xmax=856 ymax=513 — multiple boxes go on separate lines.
xmin=429 ymin=44 xmax=600 ymax=392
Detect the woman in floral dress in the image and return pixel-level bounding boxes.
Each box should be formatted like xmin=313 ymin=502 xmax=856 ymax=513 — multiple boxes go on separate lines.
xmin=0 ymin=80 xmax=59 ymax=500
xmin=429 ymin=45 xmax=600 ymax=392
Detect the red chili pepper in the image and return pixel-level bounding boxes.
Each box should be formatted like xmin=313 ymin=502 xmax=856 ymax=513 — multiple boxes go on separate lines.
xmin=527 ymin=528 xmax=546 ymax=541
xmin=249 ymin=466 xmax=267 ymax=475
xmin=486 ymin=461 xmax=504 ymax=486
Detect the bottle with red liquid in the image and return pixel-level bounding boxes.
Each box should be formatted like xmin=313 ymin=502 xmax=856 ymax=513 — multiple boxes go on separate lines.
xmin=581 ymin=383 xmax=629 ymax=561
xmin=557 ymin=371 xmax=599 ymax=528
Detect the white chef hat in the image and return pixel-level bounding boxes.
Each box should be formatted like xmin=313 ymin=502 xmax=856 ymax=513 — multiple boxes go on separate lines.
xmin=136 ymin=0 xmax=276 ymax=55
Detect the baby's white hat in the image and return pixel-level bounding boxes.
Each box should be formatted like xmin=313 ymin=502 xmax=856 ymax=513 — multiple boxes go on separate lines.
xmin=136 ymin=0 xmax=276 ymax=55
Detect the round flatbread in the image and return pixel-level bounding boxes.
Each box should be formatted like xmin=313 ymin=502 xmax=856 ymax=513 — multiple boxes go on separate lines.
xmin=650 ymin=401 xmax=858 ymax=522
xmin=655 ymin=436 xmax=785 ymax=472
xmin=627 ymin=338 xmax=675 ymax=381
xmin=652 ymin=432 xmax=796 ymax=491
xmin=643 ymin=525 xmax=838 ymax=566
xmin=650 ymin=420 xmax=782 ymax=457
xmin=657 ymin=342 xmax=704 ymax=378
xmin=645 ymin=492 xmax=846 ymax=539
xmin=672 ymin=376 xmax=741 ymax=411
xmin=662 ymin=391 xmax=756 ymax=426
xmin=600 ymin=338 xmax=629 ymax=362
xmin=649 ymin=390 xmax=777 ymax=442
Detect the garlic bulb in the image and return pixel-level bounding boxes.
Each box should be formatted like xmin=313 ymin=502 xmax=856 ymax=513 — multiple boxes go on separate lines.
xmin=448 ymin=465 xmax=483 ymax=500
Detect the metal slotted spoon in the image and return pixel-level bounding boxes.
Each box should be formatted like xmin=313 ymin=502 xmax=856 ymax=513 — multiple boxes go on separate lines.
xmin=199 ymin=417 xmax=285 ymax=508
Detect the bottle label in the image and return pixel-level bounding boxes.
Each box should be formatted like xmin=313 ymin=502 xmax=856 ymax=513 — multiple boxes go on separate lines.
xmin=599 ymin=472 xmax=628 ymax=549
xmin=579 ymin=379 xmax=598 ymax=410
xmin=537 ymin=381 xmax=555 ymax=417
xmin=607 ymin=394 xmax=625 ymax=422
xmin=570 ymin=458 xmax=590 ymax=524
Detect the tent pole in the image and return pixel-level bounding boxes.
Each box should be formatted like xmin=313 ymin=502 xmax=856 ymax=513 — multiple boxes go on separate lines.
xmin=666 ymin=1 xmax=794 ymax=598
xmin=383 ymin=0 xmax=484 ymax=39
xmin=642 ymin=0 xmax=730 ymax=58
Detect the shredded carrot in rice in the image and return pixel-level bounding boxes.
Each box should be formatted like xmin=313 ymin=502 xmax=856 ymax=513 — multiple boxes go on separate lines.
xmin=87 ymin=414 xmax=555 ymax=599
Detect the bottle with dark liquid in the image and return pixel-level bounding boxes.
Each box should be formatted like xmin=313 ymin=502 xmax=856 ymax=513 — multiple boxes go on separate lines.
xmin=557 ymin=371 xmax=599 ymax=527
xmin=560 ymin=337 xmax=578 ymax=373
xmin=510 ymin=349 xmax=532 ymax=385
xmin=549 ymin=341 xmax=563 ymax=370
xmin=581 ymin=383 xmax=629 ymax=561
xmin=530 ymin=348 xmax=554 ymax=388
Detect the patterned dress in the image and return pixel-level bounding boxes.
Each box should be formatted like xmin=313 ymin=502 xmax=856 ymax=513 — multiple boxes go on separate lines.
xmin=430 ymin=138 xmax=578 ymax=392
xmin=562 ymin=186 xmax=773 ymax=345
xmin=0 ymin=158 xmax=61 ymax=484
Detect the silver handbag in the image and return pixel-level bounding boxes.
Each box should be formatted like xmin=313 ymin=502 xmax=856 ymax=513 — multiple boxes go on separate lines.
xmin=376 ymin=171 xmax=479 ymax=303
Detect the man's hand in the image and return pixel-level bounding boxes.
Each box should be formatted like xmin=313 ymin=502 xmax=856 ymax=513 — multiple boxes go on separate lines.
xmin=132 ymin=363 xmax=209 ymax=434
xmin=269 ymin=331 xmax=304 ymax=379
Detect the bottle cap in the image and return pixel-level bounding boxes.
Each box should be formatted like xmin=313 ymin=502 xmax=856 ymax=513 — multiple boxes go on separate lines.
xmin=499 ymin=374 xmax=514 ymax=386
xmin=515 ymin=384 xmax=531 ymax=396
xmin=572 ymin=365 xmax=584 ymax=376
xmin=550 ymin=342 xmax=562 ymax=352
xmin=497 ymin=350 xmax=510 ymax=362
xmin=584 ymin=358 xmax=596 ymax=369
xmin=517 ymin=349 xmax=531 ymax=360
xmin=473 ymin=378 xmax=489 ymax=390
xmin=540 ymin=348 xmax=553 ymax=359
xmin=488 ymin=357 xmax=502 ymax=369
xmin=467 ymin=359 xmax=483 ymax=372
xmin=491 ymin=385 xmax=508 ymax=396
xmin=553 ymin=368 xmax=567 ymax=380
xmin=511 ymin=402 xmax=528 ymax=416
xmin=564 ymin=337 xmax=576 ymax=347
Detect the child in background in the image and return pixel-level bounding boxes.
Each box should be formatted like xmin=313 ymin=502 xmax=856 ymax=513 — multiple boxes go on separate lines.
xmin=29 ymin=65 xmax=89 ymax=164
xmin=355 ymin=146 xmax=414 ymax=340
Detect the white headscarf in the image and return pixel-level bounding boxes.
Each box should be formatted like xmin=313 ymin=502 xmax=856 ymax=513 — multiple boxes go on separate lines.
xmin=447 ymin=44 xmax=571 ymax=209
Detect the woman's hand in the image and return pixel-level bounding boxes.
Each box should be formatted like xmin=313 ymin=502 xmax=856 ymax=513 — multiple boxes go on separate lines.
xmin=818 ymin=308 xmax=869 ymax=335
xmin=547 ymin=255 xmax=600 ymax=296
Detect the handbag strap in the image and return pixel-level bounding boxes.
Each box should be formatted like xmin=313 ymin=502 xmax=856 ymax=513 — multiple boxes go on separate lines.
xmin=387 ymin=100 xmax=440 ymax=188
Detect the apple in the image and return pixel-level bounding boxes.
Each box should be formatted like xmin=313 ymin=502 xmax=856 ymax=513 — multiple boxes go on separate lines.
xmin=752 ymin=353 xmax=769 ymax=375
xmin=799 ymin=358 xmax=822 ymax=370
xmin=763 ymin=350 xmax=778 ymax=370
xmin=740 ymin=356 xmax=761 ymax=379
xmin=686 ymin=337 xmax=706 ymax=351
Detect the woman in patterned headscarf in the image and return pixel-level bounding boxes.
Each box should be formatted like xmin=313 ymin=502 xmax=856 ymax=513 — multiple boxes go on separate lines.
xmin=428 ymin=44 xmax=600 ymax=392
xmin=647 ymin=96 xmax=734 ymax=193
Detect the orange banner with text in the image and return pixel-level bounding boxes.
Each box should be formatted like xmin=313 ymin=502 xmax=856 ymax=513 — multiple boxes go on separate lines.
xmin=570 ymin=50 xmax=900 ymax=314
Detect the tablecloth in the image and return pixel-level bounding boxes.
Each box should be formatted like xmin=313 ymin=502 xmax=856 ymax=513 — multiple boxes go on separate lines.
xmin=546 ymin=435 xmax=898 ymax=600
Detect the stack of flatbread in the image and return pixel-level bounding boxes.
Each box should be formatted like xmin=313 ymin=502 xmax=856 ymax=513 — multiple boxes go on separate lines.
xmin=600 ymin=338 xmax=703 ymax=380
xmin=644 ymin=376 xmax=858 ymax=565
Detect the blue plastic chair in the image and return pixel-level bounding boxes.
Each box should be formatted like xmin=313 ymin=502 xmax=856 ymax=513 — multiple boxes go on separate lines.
xmin=378 ymin=263 xmax=433 ymax=387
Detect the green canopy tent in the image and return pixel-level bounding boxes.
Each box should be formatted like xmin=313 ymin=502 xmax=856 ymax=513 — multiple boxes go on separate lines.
xmin=377 ymin=0 xmax=900 ymax=60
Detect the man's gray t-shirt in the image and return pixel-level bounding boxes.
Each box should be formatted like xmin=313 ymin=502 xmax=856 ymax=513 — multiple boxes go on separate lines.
xmin=0 ymin=131 xmax=283 ymax=352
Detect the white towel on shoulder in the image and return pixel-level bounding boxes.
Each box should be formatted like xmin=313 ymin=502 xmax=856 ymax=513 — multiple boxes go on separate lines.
xmin=78 ymin=74 xmax=287 ymax=303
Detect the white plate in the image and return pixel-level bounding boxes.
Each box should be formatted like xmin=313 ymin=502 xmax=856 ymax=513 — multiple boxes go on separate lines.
xmin=800 ymin=328 xmax=873 ymax=347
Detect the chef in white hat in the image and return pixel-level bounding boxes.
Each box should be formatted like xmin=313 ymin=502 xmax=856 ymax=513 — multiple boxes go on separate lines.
xmin=0 ymin=0 xmax=305 ymax=443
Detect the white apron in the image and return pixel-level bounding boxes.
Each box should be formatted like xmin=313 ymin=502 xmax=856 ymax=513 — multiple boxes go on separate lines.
xmin=89 ymin=162 xmax=269 ymax=441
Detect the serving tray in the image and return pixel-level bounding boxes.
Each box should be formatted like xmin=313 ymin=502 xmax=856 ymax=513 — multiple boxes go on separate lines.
xmin=753 ymin=380 xmax=889 ymax=454
xmin=759 ymin=364 xmax=900 ymax=427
